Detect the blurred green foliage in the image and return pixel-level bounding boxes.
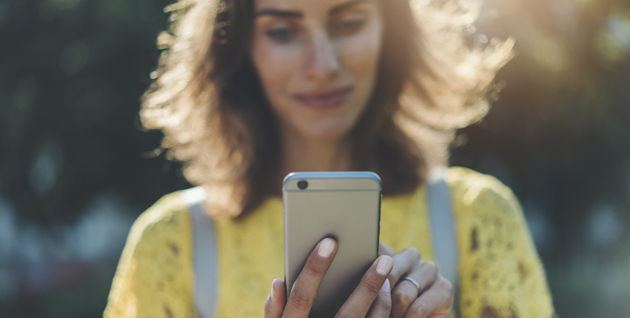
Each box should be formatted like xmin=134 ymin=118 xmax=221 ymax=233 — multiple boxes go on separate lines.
xmin=1 ymin=0 xmax=190 ymax=228
xmin=1 ymin=0 xmax=629 ymax=317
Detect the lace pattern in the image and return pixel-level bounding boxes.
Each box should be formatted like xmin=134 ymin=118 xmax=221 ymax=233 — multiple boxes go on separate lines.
xmin=104 ymin=194 xmax=198 ymax=318
xmin=448 ymin=168 xmax=554 ymax=318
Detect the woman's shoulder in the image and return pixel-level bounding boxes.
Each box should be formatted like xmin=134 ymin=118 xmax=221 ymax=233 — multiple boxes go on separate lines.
xmin=126 ymin=187 xmax=206 ymax=247
xmin=104 ymin=188 xmax=202 ymax=318
xmin=445 ymin=166 xmax=522 ymax=217
xmin=444 ymin=169 xmax=555 ymax=317
xmin=446 ymin=166 xmax=515 ymax=198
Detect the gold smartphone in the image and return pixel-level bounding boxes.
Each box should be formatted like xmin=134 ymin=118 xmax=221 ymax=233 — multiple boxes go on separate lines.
xmin=283 ymin=172 xmax=382 ymax=316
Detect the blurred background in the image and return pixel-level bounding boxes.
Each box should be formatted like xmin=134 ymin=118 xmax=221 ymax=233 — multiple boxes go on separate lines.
xmin=1 ymin=0 xmax=629 ymax=317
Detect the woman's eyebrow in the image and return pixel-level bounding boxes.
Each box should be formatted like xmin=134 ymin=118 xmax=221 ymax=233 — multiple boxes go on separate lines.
xmin=255 ymin=9 xmax=303 ymax=19
xmin=254 ymin=0 xmax=370 ymax=19
xmin=329 ymin=0 xmax=370 ymax=15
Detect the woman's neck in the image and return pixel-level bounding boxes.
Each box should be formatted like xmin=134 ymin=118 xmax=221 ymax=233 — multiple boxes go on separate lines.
xmin=279 ymin=126 xmax=352 ymax=178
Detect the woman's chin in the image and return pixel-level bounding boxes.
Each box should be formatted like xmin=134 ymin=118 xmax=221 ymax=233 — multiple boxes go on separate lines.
xmin=301 ymin=124 xmax=353 ymax=142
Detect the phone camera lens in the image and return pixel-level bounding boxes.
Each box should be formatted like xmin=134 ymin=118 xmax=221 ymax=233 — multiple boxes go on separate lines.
xmin=297 ymin=180 xmax=308 ymax=190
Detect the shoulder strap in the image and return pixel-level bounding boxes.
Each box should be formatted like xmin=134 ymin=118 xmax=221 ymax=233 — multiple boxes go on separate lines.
xmin=182 ymin=188 xmax=218 ymax=318
xmin=426 ymin=168 xmax=460 ymax=307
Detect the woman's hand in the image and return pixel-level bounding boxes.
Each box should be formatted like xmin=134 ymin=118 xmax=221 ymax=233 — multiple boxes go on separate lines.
xmin=379 ymin=242 xmax=454 ymax=318
xmin=264 ymin=238 xmax=394 ymax=318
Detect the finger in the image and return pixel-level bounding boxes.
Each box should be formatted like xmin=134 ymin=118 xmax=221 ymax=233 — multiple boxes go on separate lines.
xmin=282 ymin=238 xmax=337 ymax=318
xmin=367 ymin=279 xmax=392 ymax=318
xmin=264 ymin=278 xmax=286 ymax=318
xmin=403 ymin=276 xmax=454 ymax=318
xmin=335 ymin=255 xmax=394 ymax=318
xmin=391 ymin=261 xmax=438 ymax=318
xmin=379 ymin=241 xmax=395 ymax=256
xmin=388 ymin=247 xmax=420 ymax=286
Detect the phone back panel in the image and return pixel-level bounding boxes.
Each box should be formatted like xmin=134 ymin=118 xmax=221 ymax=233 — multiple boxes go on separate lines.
xmin=283 ymin=172 xmax=381 ymax=316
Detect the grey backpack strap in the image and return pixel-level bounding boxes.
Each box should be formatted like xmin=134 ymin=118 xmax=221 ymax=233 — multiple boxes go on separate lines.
xmin=426 ymin=168 xmax=459 ymax=310
xmin=182 ymin=187 xmax=218 ymax=318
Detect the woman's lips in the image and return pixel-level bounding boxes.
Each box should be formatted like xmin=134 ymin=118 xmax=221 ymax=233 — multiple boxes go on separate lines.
xmin=292 ymin=87 xmax=353 ymax=109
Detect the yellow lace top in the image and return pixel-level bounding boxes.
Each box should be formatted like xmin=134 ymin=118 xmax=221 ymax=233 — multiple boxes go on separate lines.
xmin=104 ymin=167 xmax=554 ymax=318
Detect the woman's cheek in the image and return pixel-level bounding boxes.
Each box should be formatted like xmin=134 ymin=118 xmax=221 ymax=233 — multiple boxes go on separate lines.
xmin=337 ymin=32 xmax=382 ymax=79
xmin=253 ymin=42 xmax=300 ymax=100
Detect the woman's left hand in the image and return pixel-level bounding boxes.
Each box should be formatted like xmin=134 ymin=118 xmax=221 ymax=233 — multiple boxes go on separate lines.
xmin=379 ymin=242 xmax=454 ymax=318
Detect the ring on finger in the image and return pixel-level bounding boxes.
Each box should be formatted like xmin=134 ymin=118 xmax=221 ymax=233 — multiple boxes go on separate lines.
xmin=402 ymin=276 xmax=422 ymax=294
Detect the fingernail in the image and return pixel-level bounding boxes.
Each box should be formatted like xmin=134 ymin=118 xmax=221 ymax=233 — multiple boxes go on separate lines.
xmin=318 ymin=238 xmax=335 ymax=258
xmin=271 ymin=278 xmax=284 ymax=299
xmin=381 ymin=278 xmax=391 ymax=294
xmin=376 ymin=256 xmax=393 ymax=276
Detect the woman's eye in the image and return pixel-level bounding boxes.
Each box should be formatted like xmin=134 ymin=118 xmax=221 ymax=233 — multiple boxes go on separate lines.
xmin=334 ymin=18 xmax=366 ymax=35
xmin=266 ymin=27 xmax=296 ymax=42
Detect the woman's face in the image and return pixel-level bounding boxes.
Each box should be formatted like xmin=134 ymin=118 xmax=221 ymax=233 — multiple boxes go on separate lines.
xmin=251 ymin=0 xmax=383 ymax=141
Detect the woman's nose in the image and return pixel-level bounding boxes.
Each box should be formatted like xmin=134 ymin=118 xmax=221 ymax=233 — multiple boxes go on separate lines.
xmin=304 ymin=29 xmax=340 ymax=81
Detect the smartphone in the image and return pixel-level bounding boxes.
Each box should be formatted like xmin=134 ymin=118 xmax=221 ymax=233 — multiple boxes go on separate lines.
xmin=283 ymin=172 xmax=382 ymax=316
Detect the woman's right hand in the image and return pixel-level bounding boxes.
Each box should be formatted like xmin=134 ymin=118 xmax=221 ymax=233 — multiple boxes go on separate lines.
xmin=264 ymin=238 xmax=394 ymax=318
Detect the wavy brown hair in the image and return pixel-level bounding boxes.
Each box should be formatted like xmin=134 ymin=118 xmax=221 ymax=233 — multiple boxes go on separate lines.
xmin=140 ymin=0 xmax=514 ymax=219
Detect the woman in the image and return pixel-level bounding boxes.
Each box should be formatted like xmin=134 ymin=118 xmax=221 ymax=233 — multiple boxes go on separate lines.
xmin=104 ymin=0 xmax=555 ymax=317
